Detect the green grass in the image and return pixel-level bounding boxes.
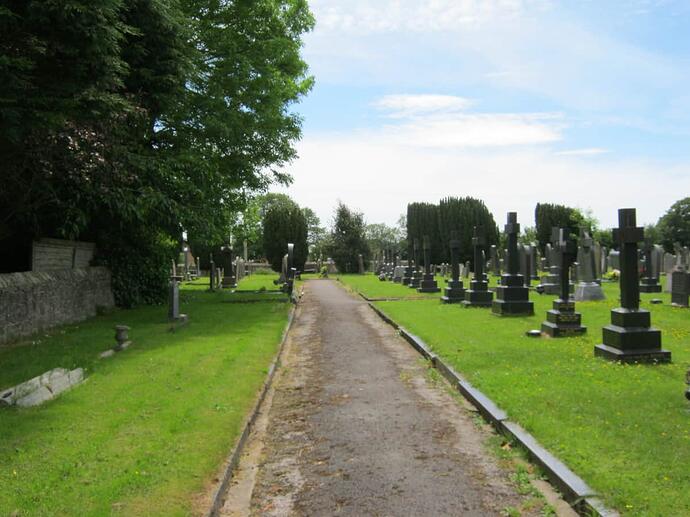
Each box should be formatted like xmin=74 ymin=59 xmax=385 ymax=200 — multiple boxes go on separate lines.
xmin=337 ymin=272 xmax=451 ymax=299
xmin=0 ymin=284 xmax=290 ymax=516
xmin=375 ymin=279 xmax=690 ymax=516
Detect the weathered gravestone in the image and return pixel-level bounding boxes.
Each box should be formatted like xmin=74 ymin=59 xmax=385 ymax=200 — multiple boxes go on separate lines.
xmin=608 ymin=249 xmax=620 ymax=270
xmin=530 ymin=244 xmax=540 ymax=280
xmin=402 ymin=243 xmax=415 ymax=286
xmin=358 ymin=253 xmax=365 ymax=275
xmin=639 ymin=238 xmax=662 ymax=292
xmin=409 ymin=239 xmax=423 ymax=288
xmin=595 ymin=209 xmax=670 ymax=363
xmin=518 ymin=244 xmax=529 ymax=288
xmin=574 ymin=231 xmax=605 ymax=301
xmin=490 ymin=245 xmax=501 ymax=276
xmin=441 ymin=232 xmax=465 ymax=304
xmin=209 ymin=254 xmax=216 ymax=291
xmin=539 ymin=243 xmax=560 ymax=295
xmin=283 ymin=243 xmax=296 ymax=295
xmin=220 ymin=245 xmax=237 ymax=288
xmin=671 ymin=271 xmax=690 ymax=307
xmin=541 ymin=228 xmax=586 ymax=337
xmin=601 ymin=245 xmax=608 ymax=276
xmin=417 ymin=236 xmax=440 ymax=293
xmin=492 ymin=213 xmax=534 ymax=316
xmin=463 ymin=226 xmax=493 ymax=307
xmin=168 ymin=279 xmax=188 ymax=325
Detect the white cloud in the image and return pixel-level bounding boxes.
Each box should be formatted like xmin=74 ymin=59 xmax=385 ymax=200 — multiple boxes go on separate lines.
xmin=370 ymin=94 xmax=563 ymax=148
xmin=310 ymin=0 xmax=550 ymax=34
xmin=374 ymin=94 xmax=473 ymax=117
xmin=554 ymin=148 xmax=609 ymax=156
xmin=277 ymin=130 xmax=690 ymax=230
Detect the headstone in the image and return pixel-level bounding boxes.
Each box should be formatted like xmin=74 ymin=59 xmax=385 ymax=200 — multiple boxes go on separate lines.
xmin=283 ymin=243 xmax=296 ymax=295
xmin=417 ymin=235 xmax=440 ymax=293
xmin=608 ymin=249 xmax=620 ymax=270
xmin=492 ymin=213 xmax=534 ymax=316
xmin=671 ymin=271 xmax=690 ymax=307
xmin=221 ymin=245 xmax=237 ymax=288
xmin=574 ymin=231 xmax=605 ymax=301
xmin=441 ymin=232 xmax=465 ymax=304
xmin=539 ymin=242 xmax=561 ymax=295
xmin=463 ymin=261 xmax=471 ymax=279
xmin=518 ymin=244 xmax=528 ymax=287
xmin=652 ymin=244 xmax=664 ymax=279
xmin=463 ymin=227 xmax=493 ymax=307
xmin=490 ymin=245 xmax=500 ymax=276
xmin=541 ymin=228 xmax=586 ymax=337
xmin=168 ymin=280 xmax=188 ymax=324
xmin=209 ymin=254 xmax=216 ymax=291
xmin=409 ymin=239 xmax=422 ymax=288
xmin=595 ymin=208 xmax=670 ymax=363
xmin=402 ymin=243 xmax=415 ymax=285
xmin=601 ymin=246 xmax=608 ymax=276
xmin=358 ymin=253 xmax=365 ymax=275
xmin=639 ymin=238 xmax=662 ymax=292
xmin=531 ymin=244 xmax=540 ymax=280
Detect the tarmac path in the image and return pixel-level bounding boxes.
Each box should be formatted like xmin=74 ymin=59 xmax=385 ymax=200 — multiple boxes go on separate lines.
xmin=219 ymin=279 xmax=566 ymax=516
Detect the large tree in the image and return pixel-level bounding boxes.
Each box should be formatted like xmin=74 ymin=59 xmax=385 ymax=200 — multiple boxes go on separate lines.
xmin=658 ymin=197 xmax=690 ymax=251
xmin=534 ymin=203 xmax=583 ymax=254
xmin=263 ymin=199 xmax=308 ymax=273
xmin=329 ymin=203 xmax=369 ymax=273
xmin=0 ymin=0 xmax=314 ymax=305
xmin=437 ymin=197 xmax=499 ymax=266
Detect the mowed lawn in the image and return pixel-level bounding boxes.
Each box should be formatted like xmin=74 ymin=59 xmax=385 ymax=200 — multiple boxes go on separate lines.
xmin=0 ymin=276 xmax=290 ymax=516
xmin=374 ymin=279 xmax=690 ymax=516
xmin=337 ymin=272 xmax=450 ymax=299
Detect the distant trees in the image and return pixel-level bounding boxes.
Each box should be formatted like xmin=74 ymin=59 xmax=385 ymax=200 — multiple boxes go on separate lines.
xmin=328 ymin=203 xmax=369 ymax=273
xmin=437 ymin=197 xmax=499 ymax=266
xmin=657 ymin=197 xmax=690 ymax=250
xmin=263 ymin=199 xmax=308 ymax=273
xmin=534 ymin=203 xmax=583 ymax=253
xmin=405 ymin=198 xmax=498 ymax=266
xmin=365 ymin=223 xmax=404 ymax=260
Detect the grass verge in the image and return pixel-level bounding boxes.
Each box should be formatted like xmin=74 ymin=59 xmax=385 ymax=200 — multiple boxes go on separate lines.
xmin=0 ymin=280 xmax=289 ymax=516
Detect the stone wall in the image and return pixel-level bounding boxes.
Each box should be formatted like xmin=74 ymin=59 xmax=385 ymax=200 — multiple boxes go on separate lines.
xmin=32 ymin=238 xmax=95 ymax=271
xmin=0 ymin=267 xmax=115 ymax=345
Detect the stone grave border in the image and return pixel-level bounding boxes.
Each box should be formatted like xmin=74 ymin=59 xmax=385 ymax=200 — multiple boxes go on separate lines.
xmin=367 ymin=301 xmax=619 ymax=517
xmin=204 ymin=290 xmax=300 ymax=517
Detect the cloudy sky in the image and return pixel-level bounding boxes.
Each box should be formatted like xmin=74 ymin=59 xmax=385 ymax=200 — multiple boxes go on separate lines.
xmin=275 ymin=0 xmax=690 ymax=230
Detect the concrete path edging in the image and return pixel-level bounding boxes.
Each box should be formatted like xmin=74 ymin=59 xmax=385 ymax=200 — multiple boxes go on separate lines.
xmin=368 ymin=301 xmax=620 ymax=517
xmin=204 ymin=297 xmax=299 ymax=517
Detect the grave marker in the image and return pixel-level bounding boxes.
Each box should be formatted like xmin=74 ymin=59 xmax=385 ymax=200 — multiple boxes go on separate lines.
xmin=441 ymin=232 xmax=465 ymax=304
xmin=492 ymin=213 xmax=534 ymax=316
xmin=639 ymin=238 xmax=662 ymax=292
xmin=595 ymin=209 xmax=670 ymax=363
xmin=417 ymin=235 xmax=440 ymax=293
xmin=463 ymin=226 xmax=493 ymax=307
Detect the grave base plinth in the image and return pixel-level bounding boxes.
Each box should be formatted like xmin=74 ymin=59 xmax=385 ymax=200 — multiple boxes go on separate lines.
xmin=417 ymin=274 xmax=440 ymax=293
xmin=594 ymin=308 xmax=671 ymax=363
xmin=462 ymin=280 xmax=493 ymax=307
xmin=639 ymin=278 xmax=662 ymax=293
xmin=441 ymin=281 xmax=465 ymax=304
xmin=540 ymin=300 xmax=586 ymax=337
xmin=492 ymin=274 xmax=534 ymax=315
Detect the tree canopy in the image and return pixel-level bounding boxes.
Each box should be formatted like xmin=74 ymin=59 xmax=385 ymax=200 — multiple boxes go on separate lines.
xmin=658 ymin=197 xmax=690 ymax=251
xmin=0 ymin=0 xmax=314 ymax=304
xmin=328 ymin=203 xmax=369 ymax=273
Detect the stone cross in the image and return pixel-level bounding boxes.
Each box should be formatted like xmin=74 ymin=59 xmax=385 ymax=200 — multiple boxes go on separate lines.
xmin=554 ymin=228 xmax=576 ymax=302
xmin=423 ymin=235 xmax=432 ymax=275
xmin=472 ymin=226 xmax=486 ymax=280
xmin=505 ymin=212 xmax=520 ymax=275
xmin=642 ymin=238 xmax=655 ymax=278
xmin=613 ymin=209 xmax=644 ymax=310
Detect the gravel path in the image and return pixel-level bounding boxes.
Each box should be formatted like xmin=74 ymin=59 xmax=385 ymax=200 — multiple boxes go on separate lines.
xmin=219 ymin=279 xmax=558 ymax=516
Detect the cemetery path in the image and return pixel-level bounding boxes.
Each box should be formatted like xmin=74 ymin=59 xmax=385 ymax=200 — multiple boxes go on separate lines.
xmin=218 ymin=280 xmax=551 ymax=517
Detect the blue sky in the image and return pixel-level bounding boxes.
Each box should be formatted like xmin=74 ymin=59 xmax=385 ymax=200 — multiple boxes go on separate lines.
xmin=277 ymin=0 xmax=690 ymax=229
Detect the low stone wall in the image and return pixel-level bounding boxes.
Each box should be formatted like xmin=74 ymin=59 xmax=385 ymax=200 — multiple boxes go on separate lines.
xmin=0 ymin=267 xmax=115 ymax=345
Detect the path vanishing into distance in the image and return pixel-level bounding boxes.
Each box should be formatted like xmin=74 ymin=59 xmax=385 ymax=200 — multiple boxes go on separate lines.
xmin=219 ymin=280 xmax=574 ymax=516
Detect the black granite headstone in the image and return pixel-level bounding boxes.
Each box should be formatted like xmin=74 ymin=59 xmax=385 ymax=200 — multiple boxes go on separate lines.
xmin=409 ymin=239 xmax=422 ymax=288
xmin=441 ymin=232 xmax=465 ymax=303
xmin=463 ymin=226 xmax=493 ymax=307
xmin=671 ymin=270 xmax=689 ymax=307
xmin=594 ymin=209 xmax=670 ymax=363
xmin=402 ymin=243 xmax=414 ymax=286
xmin=541 ymin=228 xmax=586 ymax=337
xmin=492 ymin=212 xmax=534 ymax=316
xmin=221 ymin=245 xmax=237 ymax=289
xmin=418 ymin=235 xmax=440 ymax=293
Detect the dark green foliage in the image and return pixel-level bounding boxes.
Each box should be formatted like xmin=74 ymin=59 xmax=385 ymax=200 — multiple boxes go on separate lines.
xmin=437 ymin=197 xmax=499 ymax=266
xmin=406 ymin=203 xmax=442 ymax=263
xmin=0 ymin=0 xmax=313 ymax=305
xmin=263 ymin=200 xmax=308 ymax=272
xmin=658 ymin=197 xmax=690 ymax=251
xmin=365 ymin=223 xmax=404 ymax=259
xmin=92 ymin=226 xmax=177 ymax=308
xmin=534 ymin=203 xmax=582 ymax=254
xmin=329 ymin=203 xmax=369 ymax=273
